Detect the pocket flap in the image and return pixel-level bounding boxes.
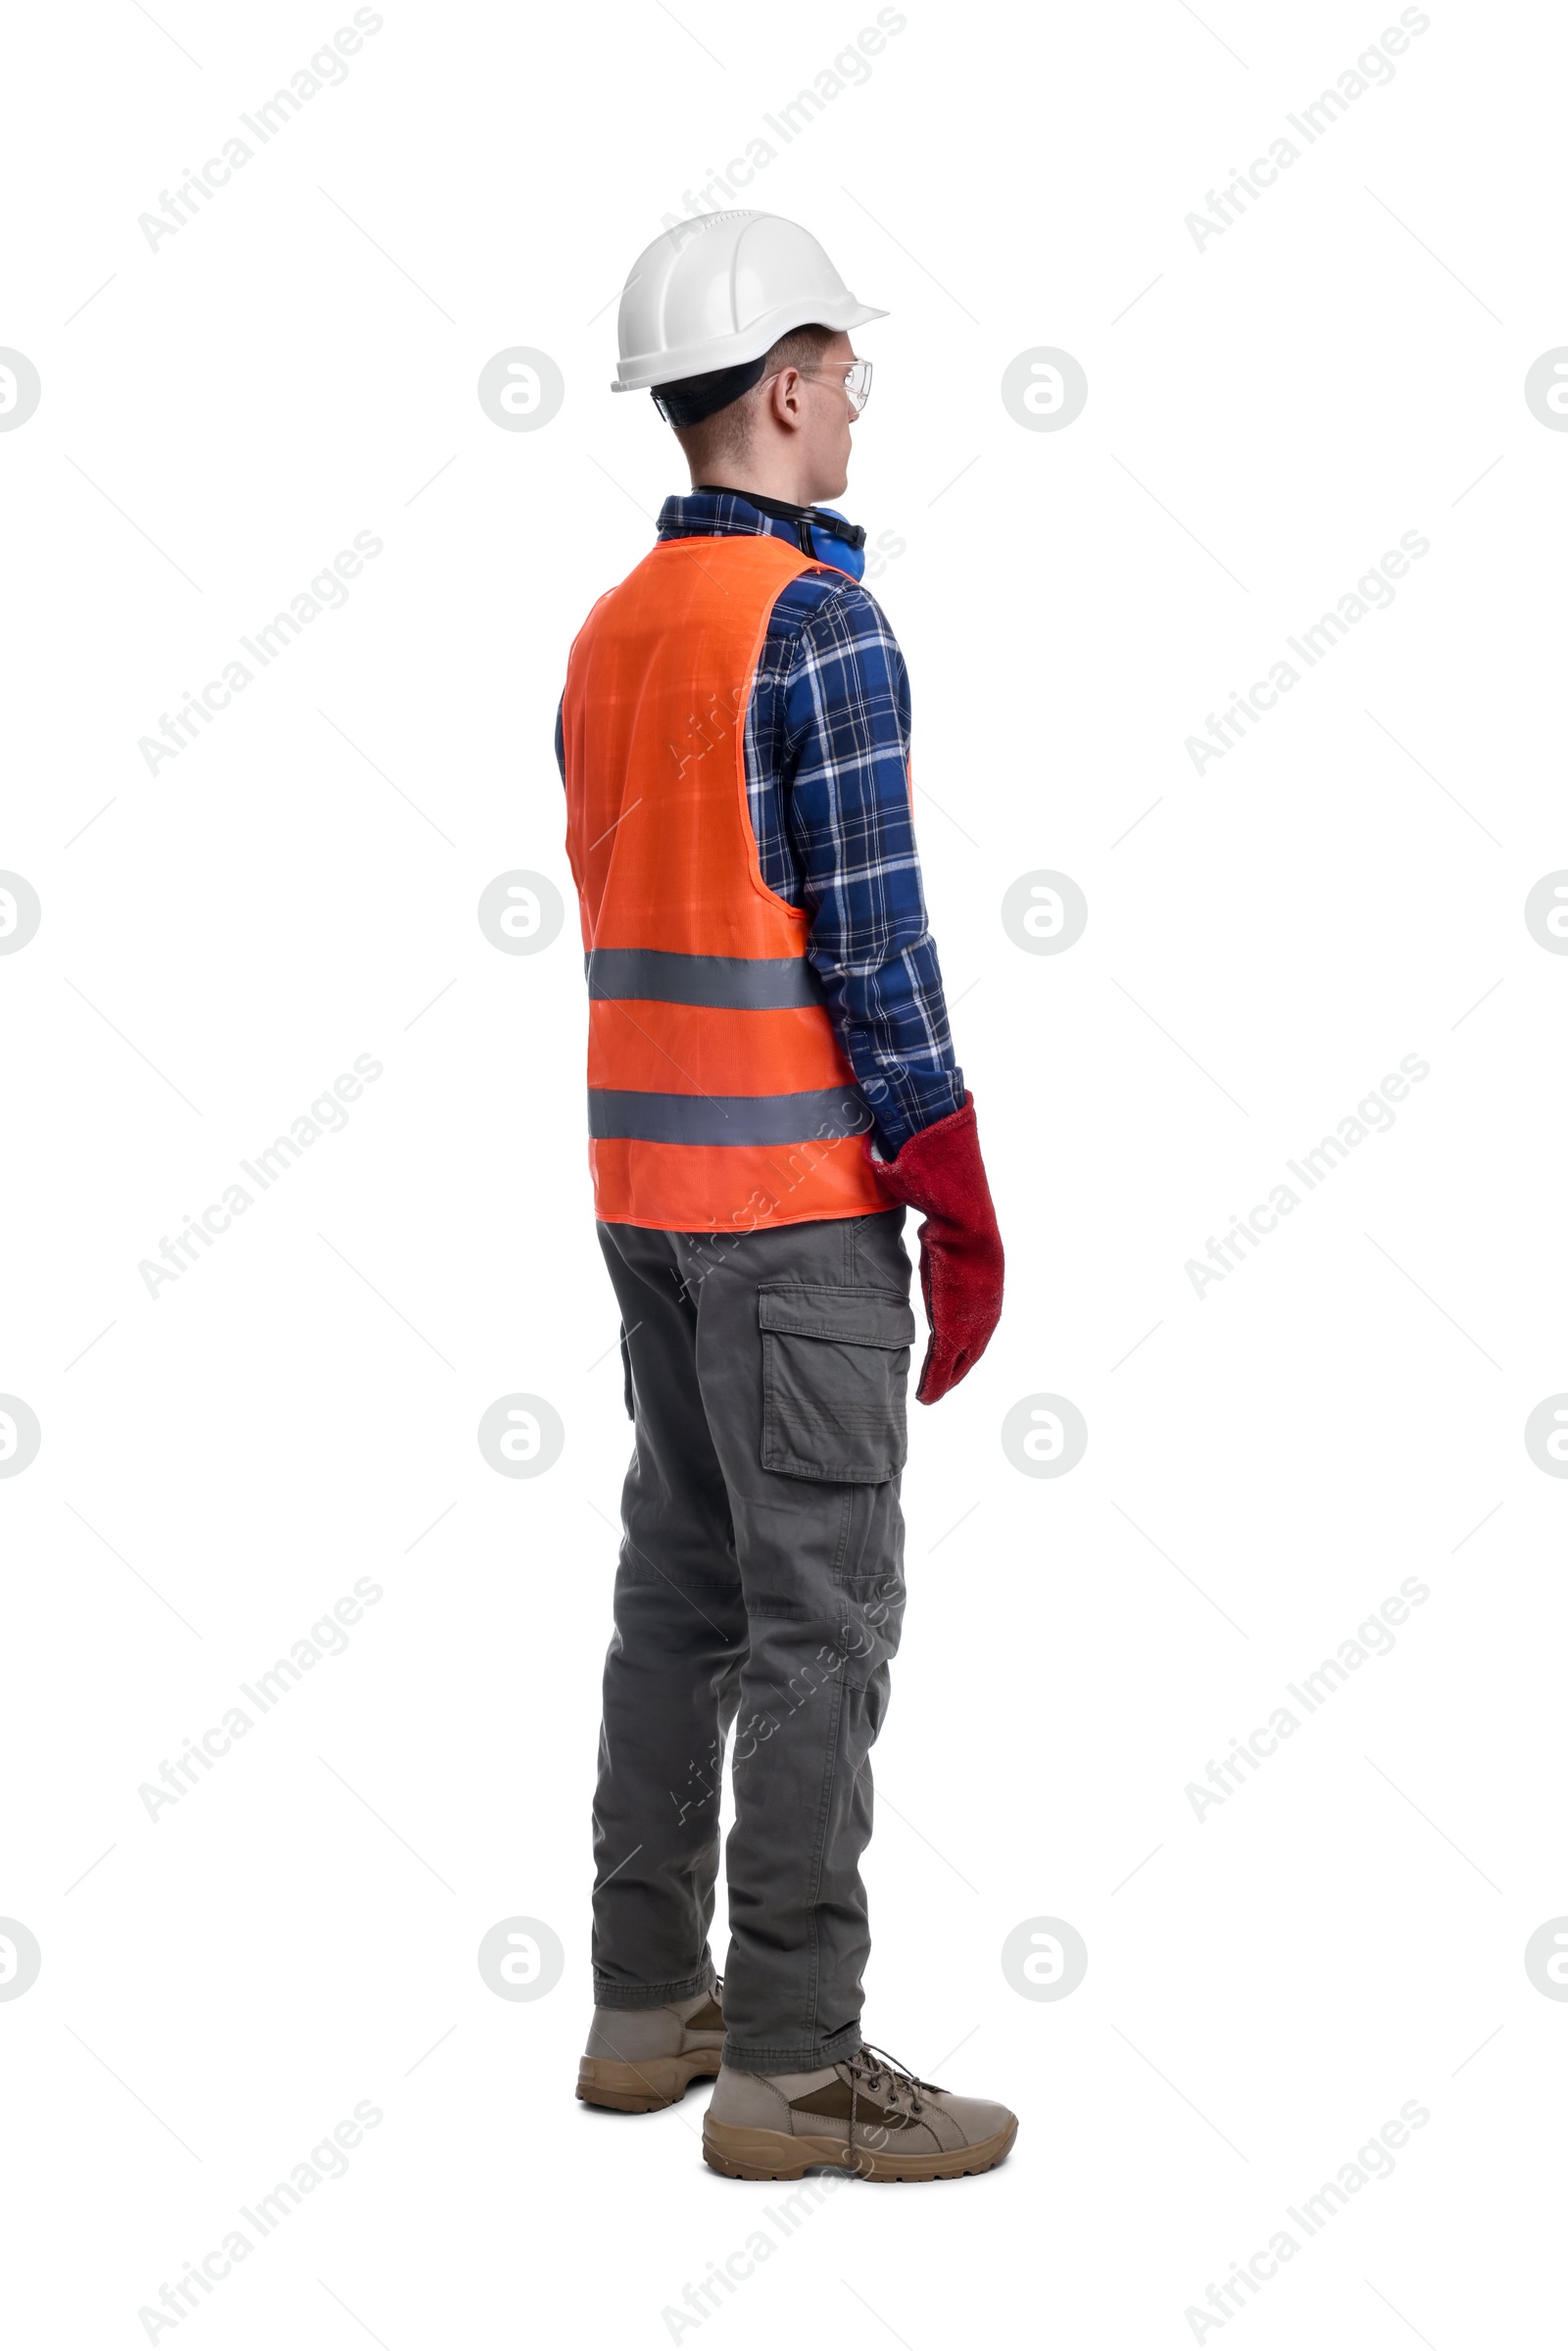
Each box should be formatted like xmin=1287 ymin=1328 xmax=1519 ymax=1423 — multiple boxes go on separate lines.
xmin=758 ymin=1284 xmax=915 ymax=1350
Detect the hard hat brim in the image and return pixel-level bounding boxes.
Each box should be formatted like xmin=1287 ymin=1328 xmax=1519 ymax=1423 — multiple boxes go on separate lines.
xmin=612 ymin=299 xmax=889 ymax=394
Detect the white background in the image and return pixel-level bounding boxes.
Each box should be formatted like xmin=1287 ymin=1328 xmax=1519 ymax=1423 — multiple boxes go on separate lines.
xmin=3 ymin=0 xmax=1564 ymax=2342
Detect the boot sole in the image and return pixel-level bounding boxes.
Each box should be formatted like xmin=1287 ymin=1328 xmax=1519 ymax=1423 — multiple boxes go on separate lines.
xmin=576 ymin=2048 xmax=723 ymax=2114
xmin=702 ymin=2115 xmax=1018 ymax=2181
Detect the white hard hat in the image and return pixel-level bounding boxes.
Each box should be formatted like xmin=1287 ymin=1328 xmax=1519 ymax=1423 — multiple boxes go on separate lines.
xmin=612 ymin=211 xmax=887 ymax=393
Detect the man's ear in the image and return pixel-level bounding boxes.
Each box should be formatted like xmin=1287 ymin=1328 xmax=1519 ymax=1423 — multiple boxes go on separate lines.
xmin=764 ymin=368 xmax=804 ymax=435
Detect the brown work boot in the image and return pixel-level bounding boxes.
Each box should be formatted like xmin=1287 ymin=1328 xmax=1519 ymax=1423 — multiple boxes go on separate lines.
xmin=703 ymin=2043 xmax=1017 ymax=2180
xmin=575 ymin=1983 xmax=726 ymax=2112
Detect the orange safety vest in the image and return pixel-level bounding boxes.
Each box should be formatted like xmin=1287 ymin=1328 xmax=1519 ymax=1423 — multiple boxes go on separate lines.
xmin=562 ymin=532 xmax=895 ymax=1233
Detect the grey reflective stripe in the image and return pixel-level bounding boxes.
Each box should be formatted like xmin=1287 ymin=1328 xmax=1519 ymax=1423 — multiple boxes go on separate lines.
xmin=585 ymin=947 xmax=822 ymax=1010
xmin=588 ymin=1087 xmax=872 ymax=1147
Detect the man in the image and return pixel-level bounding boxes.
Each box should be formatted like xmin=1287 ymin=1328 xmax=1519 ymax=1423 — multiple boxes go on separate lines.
xmin=560 ymin=211 xmax=1012 ymax=2181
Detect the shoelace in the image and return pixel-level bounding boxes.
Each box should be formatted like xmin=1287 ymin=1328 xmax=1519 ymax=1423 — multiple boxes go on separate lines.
xmin=844 ymin=2043 xmax=937 ymax=2157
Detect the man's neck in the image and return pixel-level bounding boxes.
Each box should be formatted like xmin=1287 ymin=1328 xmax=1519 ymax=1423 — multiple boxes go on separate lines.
xmin=693 ymin=480 xmax=826 ymax=520
xmin=687 ymin=463 xmax=835 ymax=510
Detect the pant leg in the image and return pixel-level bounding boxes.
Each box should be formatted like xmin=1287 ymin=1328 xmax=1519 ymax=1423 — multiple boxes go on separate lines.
xmin=680 ymin=1208 xmax=913 ymax=2073
xmin=590 ymin=1221 xmax=749 ymax=2009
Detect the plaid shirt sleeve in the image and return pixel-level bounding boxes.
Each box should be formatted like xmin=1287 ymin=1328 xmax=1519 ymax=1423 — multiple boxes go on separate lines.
xmin=747 ymin=575 xmax=965 ymax=1158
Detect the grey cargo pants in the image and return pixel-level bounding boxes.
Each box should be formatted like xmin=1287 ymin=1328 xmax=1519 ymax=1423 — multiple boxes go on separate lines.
xmin=590 ymin=1207 xmax=914 ymax=2074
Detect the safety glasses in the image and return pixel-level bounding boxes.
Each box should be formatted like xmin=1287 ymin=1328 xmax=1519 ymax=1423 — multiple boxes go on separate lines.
xmin=759 ymin=359 xmax=873 ymax=416
xmin=799 ymin=359 xmax=873 ymax=416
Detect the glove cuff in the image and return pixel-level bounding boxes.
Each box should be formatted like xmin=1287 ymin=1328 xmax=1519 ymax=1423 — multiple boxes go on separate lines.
xmin=871 ymin=1094 xmax=997 ymax=1234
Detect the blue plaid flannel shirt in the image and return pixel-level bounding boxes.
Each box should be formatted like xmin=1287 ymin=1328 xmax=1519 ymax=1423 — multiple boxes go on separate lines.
xmin=557 ymin=488 xmax=963 ymax=1157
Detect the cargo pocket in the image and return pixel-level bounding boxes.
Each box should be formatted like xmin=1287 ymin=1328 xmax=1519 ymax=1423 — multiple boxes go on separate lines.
xmin=758 ymin=1284 xmax=915 ymax=1483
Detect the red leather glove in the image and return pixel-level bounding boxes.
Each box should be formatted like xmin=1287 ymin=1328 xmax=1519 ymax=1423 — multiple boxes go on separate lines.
xmin=869 ymin=1094 xmax=1004 ymax=1404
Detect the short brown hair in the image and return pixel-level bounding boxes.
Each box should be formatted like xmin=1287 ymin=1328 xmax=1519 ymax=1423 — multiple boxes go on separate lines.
xmin=671 ymin=323 xmax=837 ymax=466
